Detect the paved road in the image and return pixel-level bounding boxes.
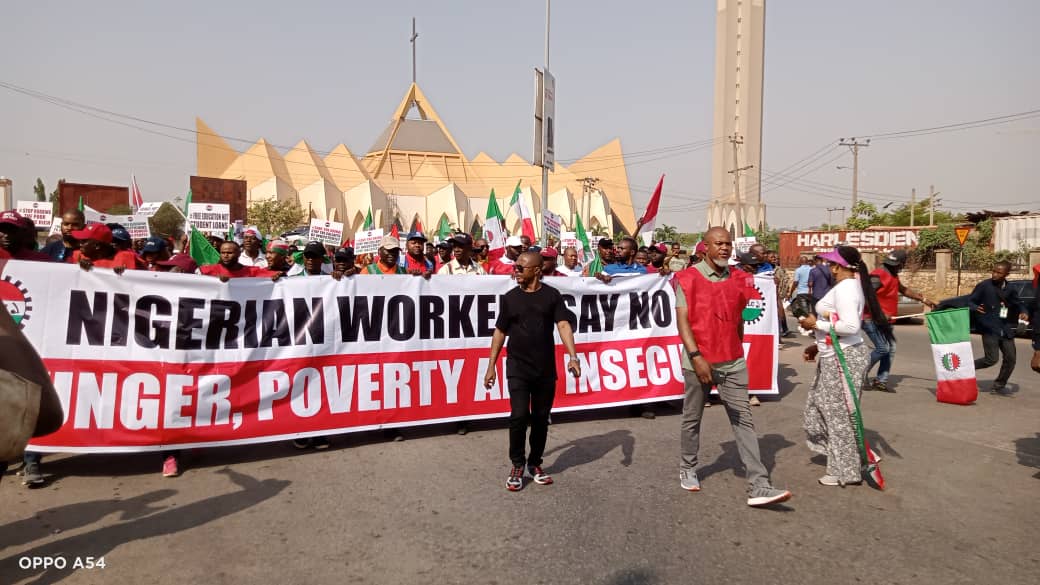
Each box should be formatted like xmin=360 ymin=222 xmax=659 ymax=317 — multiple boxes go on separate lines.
xmin=2 ymin=323 xmax=1037 ymax=585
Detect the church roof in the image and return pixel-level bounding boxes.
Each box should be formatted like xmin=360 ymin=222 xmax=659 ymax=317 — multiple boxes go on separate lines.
xmin=368 ymin=118 xmax=459 ymax=155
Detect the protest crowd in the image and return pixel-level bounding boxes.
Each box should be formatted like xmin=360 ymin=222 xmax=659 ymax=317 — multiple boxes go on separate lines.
xmin=2 ymin=205 xmax=1039 ymax=509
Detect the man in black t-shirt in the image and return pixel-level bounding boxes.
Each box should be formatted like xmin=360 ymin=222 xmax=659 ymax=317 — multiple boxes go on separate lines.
xmin=484 ymin=251 xmax=581 ymax=491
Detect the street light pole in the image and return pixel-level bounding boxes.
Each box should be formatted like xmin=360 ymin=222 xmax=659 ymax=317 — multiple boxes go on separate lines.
xmin=540 ymin=0 xmax=551 ymax=245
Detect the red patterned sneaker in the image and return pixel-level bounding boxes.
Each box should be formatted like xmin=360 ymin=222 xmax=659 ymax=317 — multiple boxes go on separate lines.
xmin=527 ymin=465 xmax=554 ymax=485
xmin=506 ymin=466 xmax=524 ymax=491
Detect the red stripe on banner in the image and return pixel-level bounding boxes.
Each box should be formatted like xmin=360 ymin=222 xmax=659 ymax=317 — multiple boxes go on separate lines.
xmin=936 ymin=377 xmax=978 ymax=405
xmin=32 ymin=336 xmax=690 ymax=452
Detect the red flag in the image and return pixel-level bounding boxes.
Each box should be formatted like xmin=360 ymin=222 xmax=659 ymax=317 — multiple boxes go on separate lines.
xmin=414 ymin=219 xmax=424 ymax=234
xmin=636 ymin=175 xmax=664 ymax=238
xmin=390 ymin=224 xmax=400 ymax=238
xmin=130 ymin=174 xmax=144 ymax=212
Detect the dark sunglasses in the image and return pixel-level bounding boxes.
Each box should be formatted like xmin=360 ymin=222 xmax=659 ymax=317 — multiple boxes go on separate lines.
xmin=513 ymin=264 xmax=536 ymax=272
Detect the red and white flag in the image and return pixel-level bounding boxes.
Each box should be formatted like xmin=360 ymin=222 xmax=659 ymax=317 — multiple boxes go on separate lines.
xmin=130 ymin=174 xmax=144 ymax=213
xmin=508 ymin=180 xmax=536 ymax=241
xmin=636 ymin=175 xmax=664 ymax=243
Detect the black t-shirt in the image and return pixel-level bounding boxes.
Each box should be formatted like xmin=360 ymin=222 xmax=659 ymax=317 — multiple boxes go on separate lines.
xmin=495 ymin=283 xmax=575 ymax=382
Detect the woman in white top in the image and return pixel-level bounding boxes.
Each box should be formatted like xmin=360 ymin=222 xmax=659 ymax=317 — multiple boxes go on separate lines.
xmin=797 ymin=246 xmax=894 ymax=486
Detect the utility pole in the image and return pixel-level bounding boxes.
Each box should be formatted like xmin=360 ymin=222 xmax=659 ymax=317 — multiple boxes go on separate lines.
xmin=728 ymin=134 xmax=753 ymax=236
xmin=839 ymin=137 xmax=870 ymax=209
xmin=910 ymin=188 xmax=916 ymax=227
xmin=928 ymin=184 xmax=940 ymax=226
xmin=579 ymin=177 xmax=600 ymax=229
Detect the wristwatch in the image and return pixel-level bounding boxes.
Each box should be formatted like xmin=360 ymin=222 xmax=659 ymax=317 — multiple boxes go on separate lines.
xmin=687 ymin=350 xmax=702 ymax=360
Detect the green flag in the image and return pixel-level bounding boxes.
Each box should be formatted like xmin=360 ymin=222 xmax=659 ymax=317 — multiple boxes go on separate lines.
xmin=363 ymin=207 xmax=374 ymax=230
xmin=743 ymin=223 xmax=755 ymax=237
xmin=436 ymin=215 xmax=451 ymax=240
xmin=189 ymin=226 xmax=220 ymax=266
xmin=77 ymin=195 xmax=84 ymax=212
xmin=575 ymin=214 xmax=601 ymax=275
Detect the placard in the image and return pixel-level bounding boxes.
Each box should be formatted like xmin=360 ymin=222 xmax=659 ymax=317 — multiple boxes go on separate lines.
xmin=353 ymin=228 xmax=385 ymax=254
xmin=542 ymin=209 xmax=561 ymax=240
xmin=309 ymin=218 xmax=345 ymax=247
xmin=48 ymin=217 xmax=62 ymax=236
xmin=82 ymin=209 xmax=151 ymax=239
xmin=188 ymin=202 xmax=231 ymax=232
xmin=136 ymin=201 xmax=164 ymax=218
xmin=16 ymin=200 xmax=53 ymax=229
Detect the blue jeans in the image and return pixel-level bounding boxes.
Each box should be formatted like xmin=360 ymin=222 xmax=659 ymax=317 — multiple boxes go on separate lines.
xmin=862 ymin=319 xmax=895 ymax=383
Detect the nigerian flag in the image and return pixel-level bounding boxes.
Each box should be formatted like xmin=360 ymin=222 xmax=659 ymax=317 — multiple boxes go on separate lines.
xmin=574 ymin=214 xmax=601 ymax=275
xmin=362 ymin=207 xmax=374 ymax=230
xmin=926 ymin=308 xmax=978 ymax=404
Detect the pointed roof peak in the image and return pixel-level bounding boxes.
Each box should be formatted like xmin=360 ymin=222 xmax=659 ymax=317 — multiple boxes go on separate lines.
xmin=366 ymin=84 xmax=465 ymax=174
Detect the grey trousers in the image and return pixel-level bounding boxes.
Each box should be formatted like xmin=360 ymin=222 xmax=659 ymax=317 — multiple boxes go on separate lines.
xmin=679 ymin=366 xmax=771 ymax=491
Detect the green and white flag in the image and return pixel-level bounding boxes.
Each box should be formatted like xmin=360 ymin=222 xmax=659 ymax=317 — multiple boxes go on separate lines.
xmin=925 ymin=307 xmax=978 ymax=404
xmin=574 ymin=214 xmax=601 ymax=275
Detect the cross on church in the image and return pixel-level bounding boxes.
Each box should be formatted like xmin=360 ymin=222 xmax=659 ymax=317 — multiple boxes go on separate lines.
xmin=410 ymin=17 xmax=418 ymax=84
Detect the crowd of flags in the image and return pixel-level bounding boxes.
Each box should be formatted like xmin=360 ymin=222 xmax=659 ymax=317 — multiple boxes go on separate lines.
xmin=110 ymin=172 xmax=680 ymax=273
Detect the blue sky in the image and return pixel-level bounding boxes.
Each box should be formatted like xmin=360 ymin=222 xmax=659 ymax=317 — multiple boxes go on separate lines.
xmin=2 ymin=0 xmax=1037 ymax=231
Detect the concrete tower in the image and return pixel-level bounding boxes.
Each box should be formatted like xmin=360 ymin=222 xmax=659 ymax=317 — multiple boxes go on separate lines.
xmin=707 ymin=0 xmax=767 ymax=234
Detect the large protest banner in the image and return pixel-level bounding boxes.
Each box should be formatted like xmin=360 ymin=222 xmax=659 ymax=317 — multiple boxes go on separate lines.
xmin=1 ymin=261 xmax=777 ymax=453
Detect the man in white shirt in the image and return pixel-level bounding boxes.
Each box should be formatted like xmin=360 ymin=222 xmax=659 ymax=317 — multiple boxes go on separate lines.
xmin=238 ymin=229 xmax=268 ymax=267
xmin=437 ymin=233 xmax=487 ymax=275
xmin=557 ymin=246 xmax=583 ymax=277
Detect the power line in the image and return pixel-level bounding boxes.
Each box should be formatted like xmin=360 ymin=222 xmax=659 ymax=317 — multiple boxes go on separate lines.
xmin=857 ymin=107 xmax=1040 ymax=141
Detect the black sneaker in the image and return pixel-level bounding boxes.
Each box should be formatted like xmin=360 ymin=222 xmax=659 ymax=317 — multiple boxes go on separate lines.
xmin=22 ymin=461 xmax=44 ymax=487
xmin=506 ymin=466 xmax=524 ymax=491
xmin=292 ymin=439 xmax=312 ymax=450
xmin=312 ymin=437 xmax=330 ymax=450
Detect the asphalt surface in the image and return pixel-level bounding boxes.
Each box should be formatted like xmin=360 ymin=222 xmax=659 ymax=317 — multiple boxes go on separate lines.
xmin=2 ymin=322 xmax=1038 ymax=585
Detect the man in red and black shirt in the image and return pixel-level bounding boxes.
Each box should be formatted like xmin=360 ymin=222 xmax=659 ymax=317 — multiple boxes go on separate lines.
xmin=672 ymin=226 xmax=792 ymax=508
xmin=863 ymin=249 xmax=936 ymax=392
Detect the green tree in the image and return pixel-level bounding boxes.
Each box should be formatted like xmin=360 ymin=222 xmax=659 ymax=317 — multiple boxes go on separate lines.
xmin=148 ymin=201 xmax=187 ymax=238
xmin=653 ymin=224 xmax=680 ymax=243
xmin=34 ymin=178 xmax=46 ymax=202
xmin=845 ymin=202 xmax=880 ymax=230
xmin=752 ymin=226 xmax=780 ymax=251
xmin=48 ymin=179 xmax=64 ymax=215
xmin=247 ymin=199 xmax=306 ymax=237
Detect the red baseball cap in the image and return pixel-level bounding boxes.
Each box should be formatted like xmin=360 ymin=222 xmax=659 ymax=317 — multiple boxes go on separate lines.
xmin=70 ymin=223 xmax=113 ymax=243
xmin=0 ymin=210 xmax=24 ymax=226
xmin=156 ymin=254 xmax=198 ymax=272
xmin=540 ymin=247 xmax=559 ymax=259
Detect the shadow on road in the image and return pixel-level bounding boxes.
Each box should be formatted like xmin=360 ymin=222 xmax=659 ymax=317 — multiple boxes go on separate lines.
xmin=0 ymin=469 xmax=289 ymax=585
xmin=0 ymin=489 xmax=176 ymax=551
xmin=603 ymin=567 xmax=657 ymax=585
xmin=697 ymin=433 xmax=796 ymax=481
xmin=544 ymin=429 xmax=635 ymax=474
xmin=864 ymin=429 xmax=903 ymax=460
xmin=1013 ymin=433 xmax=1040 ymax=479
xmin=777 ymin=363 xmax=800 ymax=399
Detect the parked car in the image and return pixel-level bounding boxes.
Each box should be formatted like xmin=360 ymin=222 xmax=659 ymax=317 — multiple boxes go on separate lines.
xmin=896 ymin=295 xmax=924 ymax=317
xmin=935 ymin=279 xmax=1036 ymax=338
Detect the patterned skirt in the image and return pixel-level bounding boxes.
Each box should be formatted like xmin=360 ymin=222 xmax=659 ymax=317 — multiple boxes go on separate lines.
xmin=804 ymin=343 xmax=870 ymax=484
